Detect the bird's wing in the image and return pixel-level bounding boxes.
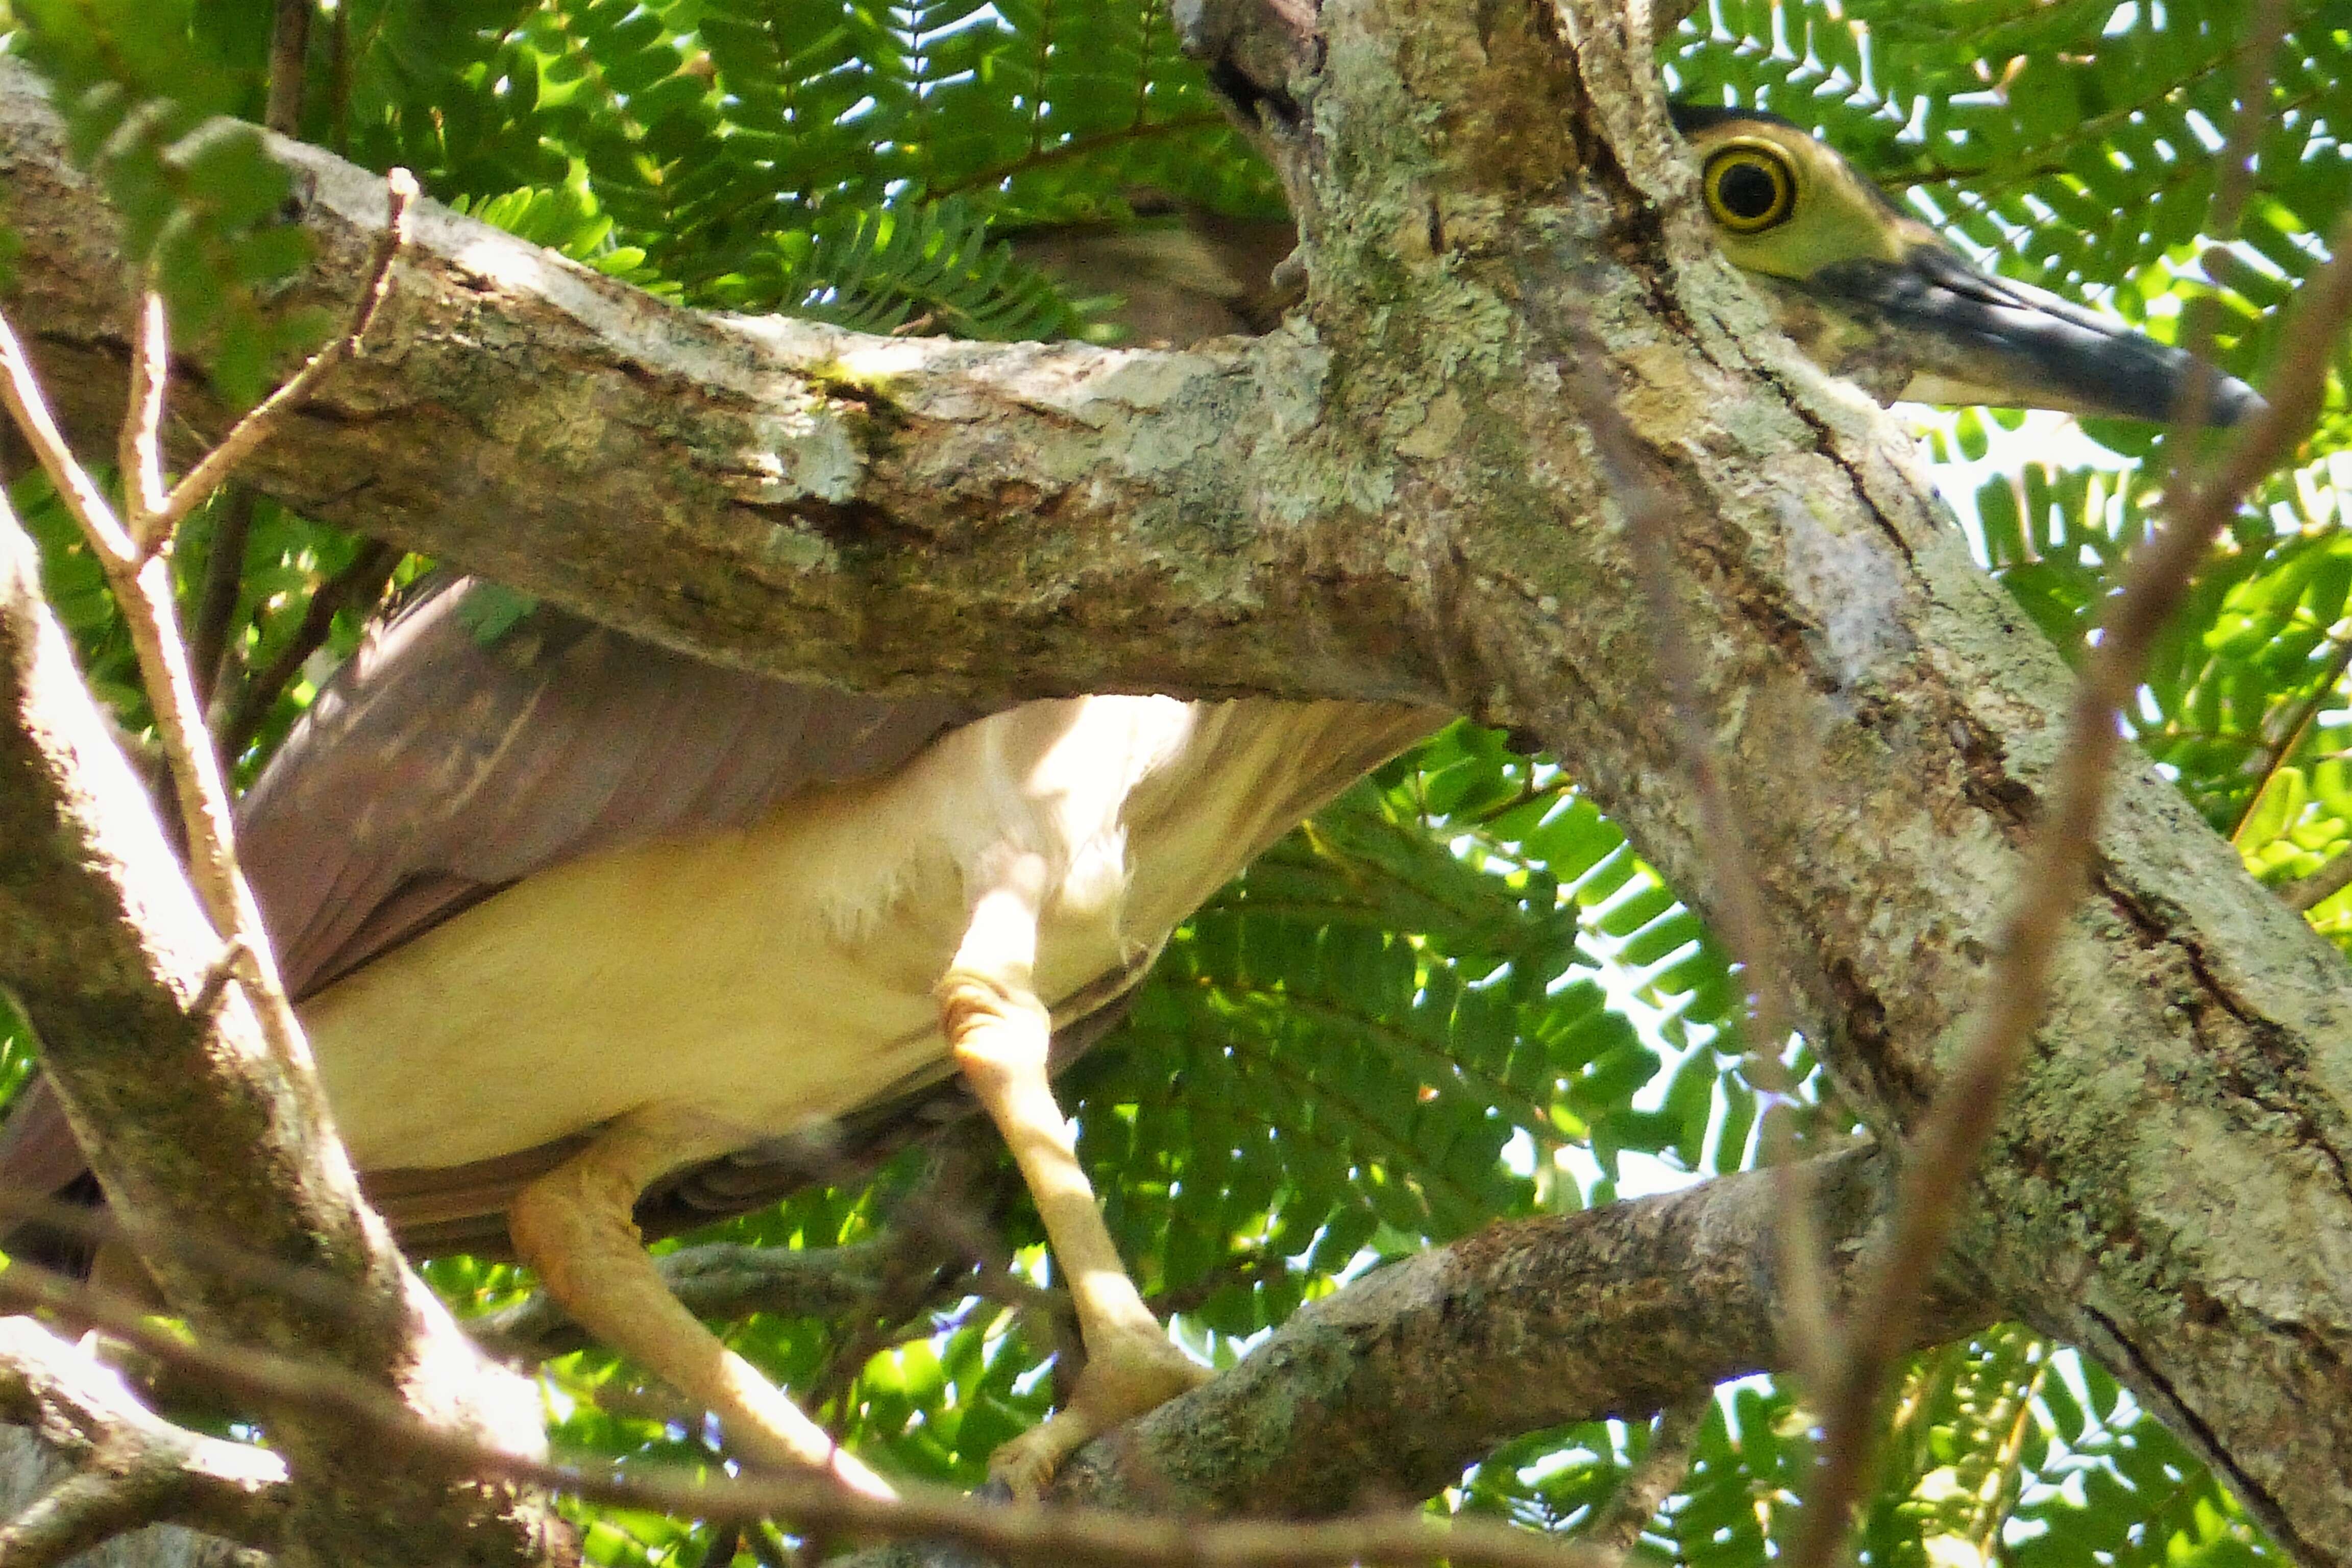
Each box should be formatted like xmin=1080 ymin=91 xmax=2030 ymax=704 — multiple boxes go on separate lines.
xmin=0 ymin=574 xmax=991 ymax=1251
xmin=241 ymin=575 xmax=982 ymax=1000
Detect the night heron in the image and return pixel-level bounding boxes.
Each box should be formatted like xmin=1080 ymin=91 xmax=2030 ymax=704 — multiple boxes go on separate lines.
xmin=1671 ymin=104 xmax=2266 ymax=424
xmin=0 ymin=107 xmax=2262 ymax=1500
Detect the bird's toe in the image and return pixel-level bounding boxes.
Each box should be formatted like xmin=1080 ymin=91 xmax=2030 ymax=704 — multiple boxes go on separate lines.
xmin=987 ymin=1417 xmax=1085 ymax=1502
xmin=985 ymin=1330 xmax=1210 ymax=1498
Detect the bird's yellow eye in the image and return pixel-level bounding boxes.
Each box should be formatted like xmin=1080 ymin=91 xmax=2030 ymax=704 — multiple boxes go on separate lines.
xmin=1702 ymin=144 xmax=1796 ymax=234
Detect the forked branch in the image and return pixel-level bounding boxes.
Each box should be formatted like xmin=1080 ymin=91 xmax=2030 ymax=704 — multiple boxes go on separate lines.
xmin=0 ymin=1316 xmax=286 ymax=1567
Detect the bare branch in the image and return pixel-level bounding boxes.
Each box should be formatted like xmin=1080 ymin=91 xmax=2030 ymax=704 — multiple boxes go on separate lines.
xmin=0 ymin=303 xmax=131 ymax=562
xmin=0 ymin=1317 xmax=286 ymax=1565
xmin=264 ymin=0 xmax=313 ymax=136
xmin=1035 ymin=1148 xmax=1984 ymax=1525
xmin=1585 ymin=1396 xmax=1711 ymax=1555
xmin=188 ymin=486 xmax=257 ymax=712
xmin=469 ymin=1241 xmax=894 ymax=1363
xmin=0 ymin=293 xmax=310 ymax=1110
xmin=2228 ymin=628 xmax=2352 ymax=845
xmin=120 ymin=290 xmax=169 ymax=548
xmin=212 ymin=536 xmax=402 ymax=763
xmin=2283 ymin=848 xmax=2352 ymax=913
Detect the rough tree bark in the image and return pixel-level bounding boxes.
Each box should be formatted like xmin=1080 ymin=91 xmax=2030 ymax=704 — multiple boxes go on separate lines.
xmin=0 ymin=416 xmax=564 ymax=1564
xmin=1 ymin=0 xmax=2349 ymax=1562
xmin=0 ymin=1428 xmax=248 ymax=1568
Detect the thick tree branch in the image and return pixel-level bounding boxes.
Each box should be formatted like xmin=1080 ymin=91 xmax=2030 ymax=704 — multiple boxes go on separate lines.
xmin=824 ymin=1148 xmax=1982 ymax=1568
xmin=1037 ymin=1146 xmax=1983 ymax=1523
xmin=1588 ymin=1396 xmax=1711 ymax=1554
xmin=0 ymin=53 xmax=1437 ymax=712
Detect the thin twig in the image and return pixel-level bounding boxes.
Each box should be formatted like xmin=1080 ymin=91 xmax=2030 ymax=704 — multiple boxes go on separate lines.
xmin=927 ymin=114 xmax=1228 ymax=198
xmin=1788 ymin=200 xmax=2352 ymax=1568
xmin=2226 ymin=627 xmax=2352 ymax=844
xmin=1584 ymin=1395 xmax=1710 ymax=1554
xmin=0 ymin=305 xmax=243 ymax=916
xmin=0 ymin=302 xmax=296 ymax=1063
xmin=1558 ymin=316 xmax=1834 ymax=1391
xmin=0 ymin=313 xmax=131 ymax=562
xmin=154 ymin=167 xmax=415 ymax=535
xmin=0 ymin=1262 xmax=1614 ymax=1568
xmin=1965 ymin=1354 xmax=2048 ymax=1560
xmin=471 ymin=1241 xmax=895 ymax=1363
xmin=0 ymin=168 xmax=417 ymax=1158
xmin=119 ymin=290 xmax=169 ymax=548
xmin=189 ymin=485 xmax=257 ymax=710
xmin=693 ymin=1522 xmax=745 ymax=1568
xmin=803 ymin=1228 xmax=973 ymax=1441
xmin=189 ymin=937 xmax=255 ymax=1021
xmin=265 ymin=0 xmax=314 ymax=135
xmin=212 ymin=536 xmax=402 ymax=762
xmin=2282 ymin=846 xmax=2352 ymax=913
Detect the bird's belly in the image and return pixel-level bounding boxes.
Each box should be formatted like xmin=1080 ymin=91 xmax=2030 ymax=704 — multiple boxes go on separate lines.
xmin=300 ymin=742 xmax=1162 ymax=1171
xmin=303 ymin=812 xmax=973 ymax=1172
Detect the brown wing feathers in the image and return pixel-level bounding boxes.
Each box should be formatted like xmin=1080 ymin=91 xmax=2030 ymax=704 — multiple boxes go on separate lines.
xmin=240 ymin=580 xmax=978 ymax=1001
xmin=0 ymin=576 xmax=1020 ymax=1255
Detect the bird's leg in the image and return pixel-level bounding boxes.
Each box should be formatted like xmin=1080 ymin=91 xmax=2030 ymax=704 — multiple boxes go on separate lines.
xmin=942 ymin=864 xmax=1209 ymax=1499
xmin=508 ymin=1107 xmax=895 ymax=1498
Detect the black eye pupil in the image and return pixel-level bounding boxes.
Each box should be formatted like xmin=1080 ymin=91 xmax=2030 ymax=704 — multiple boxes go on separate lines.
xmin=1718 ymin=160 xmax=1781 ymax=220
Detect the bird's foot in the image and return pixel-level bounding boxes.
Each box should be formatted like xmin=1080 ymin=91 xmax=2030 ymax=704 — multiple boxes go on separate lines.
xmin=987 ymin=1328 xmax=1211 ymax=1500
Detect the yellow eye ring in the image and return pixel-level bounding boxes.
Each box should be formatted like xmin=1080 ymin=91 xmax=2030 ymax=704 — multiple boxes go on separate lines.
xmin=1702 ymin=143 xmax=1797 ymax=233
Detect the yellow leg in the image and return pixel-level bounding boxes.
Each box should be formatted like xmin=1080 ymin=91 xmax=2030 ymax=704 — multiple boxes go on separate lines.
xmin=943 ymin=868 xmax=1209 ymax=1499
xmin=508 ymin=1108 xmax=895 ymax=1499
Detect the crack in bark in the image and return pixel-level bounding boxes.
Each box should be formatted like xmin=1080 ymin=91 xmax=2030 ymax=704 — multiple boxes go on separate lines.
xmin=2079 ymin=1303 xmax=2321 ymax=1566
xmin=2095 ymin=869 xmax=2352 ymax=1204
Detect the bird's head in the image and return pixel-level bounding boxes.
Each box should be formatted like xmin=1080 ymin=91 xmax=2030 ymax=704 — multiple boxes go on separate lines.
xmin=1673 ymin=103 xmax=2264 ymax=426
